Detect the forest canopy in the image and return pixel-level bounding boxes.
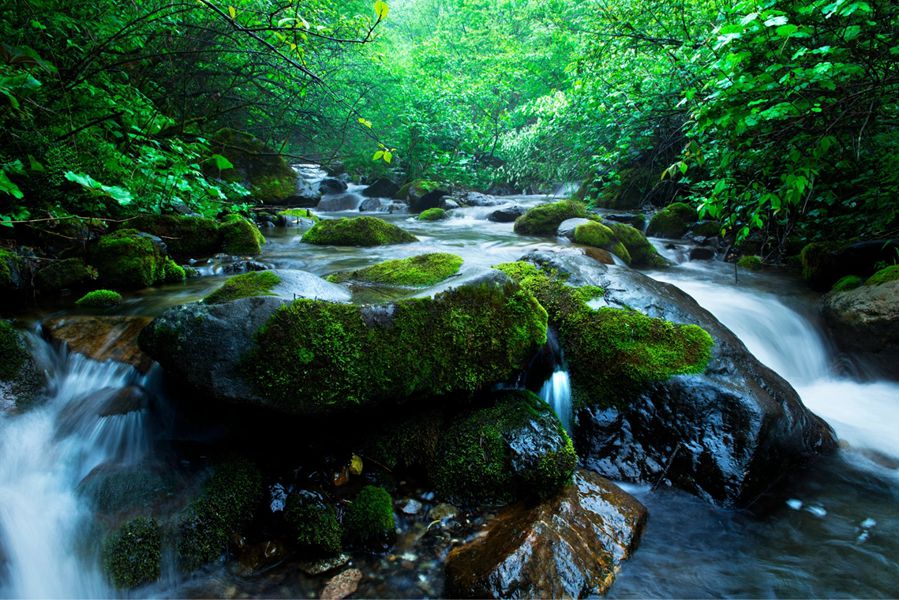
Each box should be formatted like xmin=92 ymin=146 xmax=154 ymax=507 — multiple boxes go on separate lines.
xmin=1 ymin=0 xmax=896 ymax=253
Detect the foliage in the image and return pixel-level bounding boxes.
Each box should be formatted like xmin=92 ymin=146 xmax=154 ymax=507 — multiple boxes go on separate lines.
xmin=76 ymin=289 xmax=123 ymax=308
xmin=737 ymin=255 xmax=764 ymax=271
xmin=325 ymin=253 xmax=462 ymax=286
xmin=205 ymin=271 xmax=282 ymax=304
xmin=646 ymin=203 xmax=698 ymax=238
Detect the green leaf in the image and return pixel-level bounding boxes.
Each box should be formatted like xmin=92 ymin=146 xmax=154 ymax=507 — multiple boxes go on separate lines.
xmin=383 ymin=151 xmax=393 ymax=164
xmin=228 ymin=6 xmax=237 ymax=20
xmin=374 ymin=1 xmax=389 ymax=20
xmin=373 ymin=150 xmax=385 ymax=161
xmin=358 ymin=118 xmax=373 ymax=128
xmin=0 ymin=171 xmax=24 ymax=199
xmin=210 ymin=154 xmax=235 ymax=170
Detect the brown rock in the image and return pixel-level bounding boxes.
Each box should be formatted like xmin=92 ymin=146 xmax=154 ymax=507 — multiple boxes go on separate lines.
xmin=42 ymin=316 xmax=153 ymax=372
xmin=444 ymin=469 xmax=647 ymax=599
xmin=320 ymin=568 xmax=362 ymax=600
xmin=583 ymin=247 xmax=615 ymax=265
xmin=822 ymin=280 xmax=899 ymax=375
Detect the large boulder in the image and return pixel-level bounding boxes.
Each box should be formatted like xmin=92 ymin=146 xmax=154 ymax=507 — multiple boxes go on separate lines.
xmin=204 ymin=269 xmax=351 ymax=304
xmin=444 ymin=469 xmax=647 ymax=598
xmin=42 ymin=316 xmax=154 ymax=372
xmin=319 ymin=178 xmax=348 ymax=195
xmin=514 ymin=201 xmax=592 ymax=236
xmin=408 ymin=190 xmax=447 ymax=214
xmin=302 ymin=217 xmax=417 ymax=247
xmin=646 ymin=202 xmax=697 ymax=238
xmin=0 ymin=321 xmax=43 ymax=410
xmin=510 ymin=250 xmax=836 ymax=506
xmin=800 ymin=239 xmax=899 ymax=291
xmin=487 ymin=206 xmax=526 ymax=223
xmin=140 ymin=274 xmax=547 ymax=416
xmin=362 ymin=178 xmax=400 ymax=198
xmin=129 ymin=215 xmax=223 ymax=259
xmin=92 ymin=229 xmax=168 ymax=290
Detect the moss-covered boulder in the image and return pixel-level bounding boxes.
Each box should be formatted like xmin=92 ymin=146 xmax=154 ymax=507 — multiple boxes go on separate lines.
xmin=205 ymin=271 xmax=281 ymax=304
xmin=514 ymin=201 xmax=591 ymax=236
xmin=342 ymin=486 xmax=396 ymax=548
xmin=572 ymin=222 xmax=631 ymax=263
xmin=103 ymin=517 xmax=161 ymax=589
xmin=646 ymin=202 xmax=697 ymax=238
xmin=434 ymin=391 xmax=577 ymax=505
xmin=220 ymin=215 xmax=266 ymax=255
xmin=161 ymin=258 xmax=186 ymax=283
xmin=0 ymin=320 xmax=42 ymax=410
xmin=141 ymin=274 xmax=547 ymax=416
xmin=604 ymin=221 xmax=668 ymax=268
xmin=302 ymin=216 xmax=417 ymax=247
xmin=209 ymin=129 xmax=298 ymax=203
xmin=92 ymin=229 xmax=168 ymax=290
xmin=204 ymin=270 xmax=350 ymax=305
xmin=129 ymin=215 xmax=223 ymax=259
xmin=418 ymin=207 xmax=448 ymax=221
xmin=326 ymin=253 xmax=463 ymax=287
xmin=76 ymin=289 xmax=123 ymax=308
xmin=737 ymin=255 xmax=763 ymax=271
xmin=284 ymin=491 xmax=342 ymax=557
xmin=34 ymin=258 xmax=98 ymax=292
xmin=177 ymin=458 xmax=263 ymax=573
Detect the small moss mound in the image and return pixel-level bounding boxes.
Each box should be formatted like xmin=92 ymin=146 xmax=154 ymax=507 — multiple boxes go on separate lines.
xmin=646 ymin=202 xmax=697 ymax=238
xmin=76 ymin=289 xmax=123 ymax=308
xmin=326 ymin=253 xmax=463 ymax=287
xmin=130 ymin=215 xmax=223 ymax=258
xmin=866 ymin=265 xmax=899 ymax=286
xmin=513 ymin=200 xmax=590 ymax=235
xmin=34 ymin=258 xmax=98 ymax=292
xmin=342 ymin=486 xmax=395 ymax=547
xmin=302 ymin=216 xmax=418 ymax=247
xmin=220 ymin=215 xmax=266 ymax=255
xmin=162 ymin=258 xmax=186 ymax=283
xmin=573 ymin=222 xmax=631 ymax=263
xmin=737 ymin=255 xmax=763 ymax=271
xmin=103 ymin=517 xmax=161 ymax=589
xmin=418 ymin=208 xmax=448 ymax=221
xmin=831 ymin=275 xmax=864 ymax=292
xmin=434 ymin=391 xmax=577 ymax=505
xmin=93 ymin=229 xmax=167 ymax=290
xmin=204 ymin=271 xmax=281 ymax=304
xmin=495 ymin=261 xmax=713 ymax=408
xmin=284 ymin=492 xmax=342 ymax=557
xmin=0 ymin=321 xmax=29 ymax=381
xmin=177 ymin=458 xmax=262 ymax=573
xmin=604 ymin=220 xmax=667 ymax=268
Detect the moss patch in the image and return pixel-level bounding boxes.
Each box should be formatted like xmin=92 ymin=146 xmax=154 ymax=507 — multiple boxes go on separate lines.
xmin=204 ymin=271 xmax=281 ymax=304
xmin=831 ymin=275 xmax=864 ymax=292
xmin=34 ymin=258 xmax=98 ymax=292
xmin=573 ymin=222 xmax=631 ymax=263
xmin=0 ymin=248 xmax=21 ymax=291
xmin=130 ymin=215 xmax=223 ymax=259
xmin=513 ymin=200 xmax=592 ymax=235
xmin=284 ymin=492 xmax=342 ymax=557
xmin=646 ymin=202 xmax=697 ymax=238
xmin=220 ymin=215 xmax=265 ymax=255
xmin=0 ymin=321 xmax=29 ymax=381
xmin=93 ymin=229 xmax=167 ymax=290
xmin=342 ymin=486 xmax=395 ymax=547
xmin=604 ymin=220 xmax=667 ymax=268
xmin=418 ymin=208 xmax=448 ymax=221
xmin=279 ymin=209 xmax=320 ymax=223
xmin=495 ymin=261 xmax=713 ymax=408
xmin=866 ymin=265 xmax=899 ymax=286
xmin=302 ymin=217 xmax=418 ymax=247
xmin=103 ymin=517 xmax=161 ymax=589
xmin=162 ymin=258 xmax=186 ymax=283
xmin=326 ymin=253 xmax=463 ymax=287
xmin=76 ymin=289 xmax=123 ymax=308
xmin=244 ymin=278 xmax=547 ymax=415
xmin=366 ymin=411 xmax=445 ymax=473
xmin=737 ymin=255 xmax=763 ymax=271
xmin=209 ymin=128 xmax=298 ymax=203
xmin=434 ymin=390 xmax=577 ymax=505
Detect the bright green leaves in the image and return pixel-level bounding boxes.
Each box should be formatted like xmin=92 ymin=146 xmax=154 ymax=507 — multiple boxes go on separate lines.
xmin=64 ymin=172 xmax=133 ymax=206
xmin=358 ymin=118 xmax=373 ymax=129
xmin=228 ymin=6 xmax=236 ymax=20
xmin=208 ymin=154 xmax=234 ymax=171
xmin=373 ymin=143 xmax=395 ymax=164
xmin=374 ymin=1 xmax=390 ymax=20
xmin=0 ymin=171 xmax=23 ymax=200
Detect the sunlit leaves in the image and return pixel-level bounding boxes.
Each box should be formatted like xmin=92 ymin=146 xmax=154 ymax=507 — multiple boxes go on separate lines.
xmin=374 ymin=1 xmax=389 ymax=20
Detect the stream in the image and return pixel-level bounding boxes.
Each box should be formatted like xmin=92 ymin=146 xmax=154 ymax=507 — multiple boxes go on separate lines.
xmin=1 ymin=181 xmax=897 ymax=597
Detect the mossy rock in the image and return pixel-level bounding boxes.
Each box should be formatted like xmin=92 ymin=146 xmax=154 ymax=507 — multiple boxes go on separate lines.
xmin=418 ymin=208 xmax=448 ymax=221
xmin=76 ymin=289 xmax=123 ymax=308
xmin=103 ymin=517 xmax=161 ymax=589
xmin=514 ymin=201 xmax=591 ymax=236
xmin=0 ymin=321 xmax=42 ymax=408
xmin=205 ymin=271 xmax=282 ymax=304
xmin=284 ymin=491 xmax=342 ymax=557
xmin=573 ymin=222 xmax=631 ymax=263
xmin=162 ymin=258 xmax=186 ymax=283
xmin=691 ymin=220 xmax=722 ymax=237
xmin=646 ymin=202 xmax=697 ymax=238
xmin=93 ymin=229 xmax=167 ymax=290
xmin=243 ymin=274 xmax=547 ymax=415
xmin=831 ymin=275 xmax=864 ymax=292
xmin=495 ymin=262 xmax=713 ymax=408
xmin=342 ymin=486 xmax=396 ymax=547
xmin=326 ymin=253 xmax=463 ymax=287
xmin=129 ymin=215 xmax=222 ymax=259
xmin=302 ymin=216 xmax=418 ymax=247
xmin=434 ymin=390 xmax=577 ymax=505
xmin=0 ymin=248 xmax=24 ymax=292
xmin=177 ymin=458 xmax=263 ymax=573
xmin=866 ymin=265 xmax=899 ymax=286
xmin=0 ymin=320 xmax=31 ymax=383
xmin=34 ymin=258 xmax=98 ymax=292
xmin=220 ymin=215 xmax=265 ymax=255
xmin=604 ymin=221 xmax=667 ymax=268
xmin=208 ymin=128 xmax=298 ymax=203
xmin=737 ymin=255 xmax=763 ymax=271
xmin=366 ymin=411 xmax=445 ymax=473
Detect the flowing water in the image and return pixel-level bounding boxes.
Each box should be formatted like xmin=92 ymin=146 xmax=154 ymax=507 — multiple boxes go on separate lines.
xmin=1 ymin=182 xmax=897 ymax=597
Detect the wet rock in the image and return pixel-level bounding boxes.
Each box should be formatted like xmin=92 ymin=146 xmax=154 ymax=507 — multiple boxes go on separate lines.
xmin=689 ymin=246 xmax=716 ymax=261
xmin=299 ymin=554 xmax=350 ymax=576
xmin=444 ymin=469 xmax=646 ymax=598
xmin=408 ymin=190 xmax=447 ymax=214
xmin=401 ymin=499 xmax=423 ymax=515
xmin=521 ymin=249 xmax=837 ymax=506
xmin=583 ymin=247 xmax=615 ymax=265
xmin=0 ymin=322 xmax=43 ymax=410
xmin=43 ymin=316 xmax=154 ymax=372
xmin=487 ymin=206 xmax=526 ymax=223
xmin=320 ymin=568 xmax=362 ymax=600
xmin=221 ymin=259 xmax=272 ymax=274
xmin=319 ymin=178 xmax=349 ymax=195
xmin=443 ymin=199 xmax=461 ymax=210
xmin=458 ymin=192 xmax=505 ymax=207
xmin=98 ymin=385 xmax=149 ymax=416
xmin=362 ymin=178 xmax=400 ymax=198
xmin=282 ymin=193 xmax=321 ymax=208
xmin=604 ymin=213 xmax=646 ymax=229
xmin=317 ymin=193 xmax=361 ymax=212
xmin=428 ymin=503 xmax=457 ymax=523
xmin=358 ymin=197 xmax=385 ymax=212
xmin=234 ymin=540 xmax=286 ymax=576
xmin=556 ymin=217 xmax=594 ymax=240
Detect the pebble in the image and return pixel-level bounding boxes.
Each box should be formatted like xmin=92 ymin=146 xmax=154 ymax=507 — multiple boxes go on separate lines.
xmin=299 ymin=554 xmax=350 ymax=576
xmin=320 ymin=568 xmax=363 ymax=600
xmin=401 ymin=499 xmax=422 ymax=515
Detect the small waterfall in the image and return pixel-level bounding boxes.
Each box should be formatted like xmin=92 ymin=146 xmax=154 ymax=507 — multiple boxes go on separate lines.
xmin=0 ymin=336 xmax=151 ymax=598
xmin=540 ymin=370 xmax=573 ymax=435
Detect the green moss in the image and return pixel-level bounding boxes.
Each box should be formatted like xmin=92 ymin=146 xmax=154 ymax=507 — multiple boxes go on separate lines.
xmin=279 ymin=209 xmax=320 ymax=223
xmin=691 ymin=221 xmax=722 ymax=237
xmin=737 ymin=255 xmax=763 ymax=271
xmin=367 ymin=411 xmax=445 ymax=472
xmin=342 ymin=486 xmax=395 ymax=547
xmin=244 ymin=278 xmax=547 ymax=415
xmin=434 ymin=391 xmax=577 ymax=505
xmin=418 ymin=208 xmax=448 ymax=221
xmin=93 ymin=229 xmax=167 ymax=290
xmin=326 ymin=253 xmax=463 ymax=287
xmin=162 ymin=258 xmax=186 ymax=283
xmin=513 ymin=200 xmax=591 ymax=235
xmin=130 ymin=215 xmax=222 ymax=258
xmin=220 ymin=215 xmax=265 ymax=255
xmin=177 ymin=458 xmax=262 ymax=573
xmin=252 ymin=173 xmax=297 ymax=203
xmin=0 ymin=248 xmax=20 ymax=290
xmin=646 ymin=202 xmax=697 ymax=238
xmin=103 ymin=517 xmax=161 ymax=589
xmin=572 ymin=222 xmax=632 ymax=264
xmin=799 ymin=241 xmax=842 ymax=285
xmin=831 ymin=275 xmax=864 ymax=292
xmin=34 ymin=258 xmax=98 ymax=292
xmin=76 ymin=289 xmax=123 ymax=308
xmin=209 ymin=128 xmax=298 ymax=203
xmin=284 ymin=492 xmax=342 ymax=557
xmin=204 ymin=271 xmax=281 ymax=304
xmin=866 ymin=265 xmax=899 ymax=286
xmin=302 ymin=217 xmax=418 ymax=247
xmin=495 ymin=262 xmax=713 ymax=408
xmin=604 ymin=221 xmax=667 ymax=268
xmin=0 ymin=321 xmax=28 ymax=381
